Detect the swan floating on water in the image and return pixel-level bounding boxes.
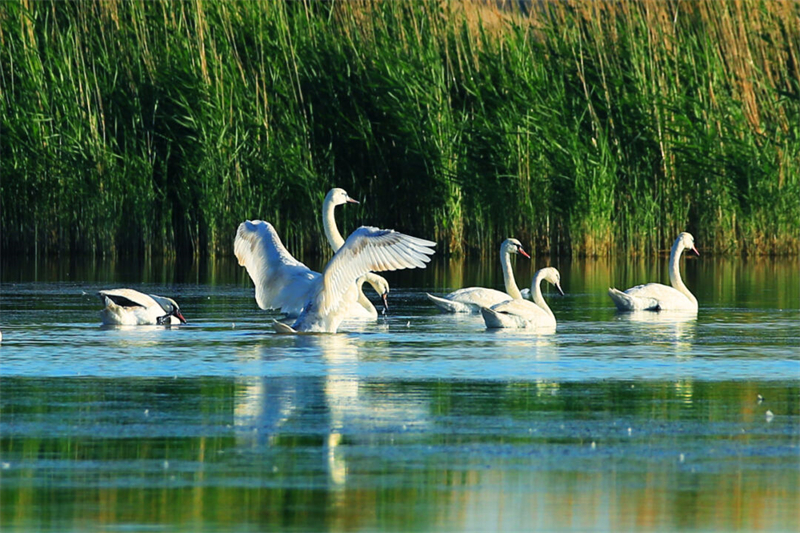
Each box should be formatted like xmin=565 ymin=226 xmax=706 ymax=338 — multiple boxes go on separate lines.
xmin=426 ymin=238 xmax=530 ymax=313
xmin=98 ymin=289 xmax=186 ymax=325
xmin=322 ymin=188 xmax=390 ymax=319
xmin=234 ymin=221 xmax=435 ymax=333
xmin=608 ymin=232 xmax=699 ymax=312
xmin=481 ymin=267 xmax=563 ymax=329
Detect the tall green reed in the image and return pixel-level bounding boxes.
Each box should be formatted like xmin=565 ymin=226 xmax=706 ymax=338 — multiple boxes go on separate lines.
xmin=1 ymin=0 xmax=797 ymax=257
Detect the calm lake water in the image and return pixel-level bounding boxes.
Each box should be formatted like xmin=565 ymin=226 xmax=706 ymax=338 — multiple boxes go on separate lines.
xmin=1 ymin=254 xmax=798 ymax=532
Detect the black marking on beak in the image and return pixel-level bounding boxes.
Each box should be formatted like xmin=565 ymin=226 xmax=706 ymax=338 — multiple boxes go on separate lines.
xmin=381 ymin=292 xmax=389 ymax=314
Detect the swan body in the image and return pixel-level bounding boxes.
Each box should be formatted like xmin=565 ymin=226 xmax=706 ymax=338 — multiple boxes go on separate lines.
xmin=235 ymin=221 xmax=435 ymax=333
xmin=608 ymin=232 xmax=699 ymax=312
xmin=481 ymin=267 xmax=563 ymax=329
xmin=427 ymin=238 xmax=530 ymax=314
xmin=98 ymin=289 xmax=186 ymax=326
xmin=323 ymin=188 xmax=390 ymax=318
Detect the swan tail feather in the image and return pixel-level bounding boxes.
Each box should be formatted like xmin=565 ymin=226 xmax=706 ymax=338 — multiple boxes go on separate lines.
xmin=481 ymin=307 xmax=514 ymax=329
xmin=272 ymin=320 xmax=297 ymax=334
xmin=426 ymin=293 xmax=471 ymax=314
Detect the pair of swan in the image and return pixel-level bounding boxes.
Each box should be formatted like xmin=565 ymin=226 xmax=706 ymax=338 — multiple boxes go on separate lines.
xmin=235 ymin=223 xmax=435 ymax=333
xmin=236 ymin=188 xmax=390 ymax=322
xmin=98 ymin=289 xmax=186 ymax=326
xmin=235 ymin=188 xmax=435 ymax=333
xmin=427 ymin=238 xmax=564 ymax=330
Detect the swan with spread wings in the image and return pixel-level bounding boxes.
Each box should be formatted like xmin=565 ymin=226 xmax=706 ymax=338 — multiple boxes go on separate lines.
xmin=235 ymin=221 xmax=435 ymax=333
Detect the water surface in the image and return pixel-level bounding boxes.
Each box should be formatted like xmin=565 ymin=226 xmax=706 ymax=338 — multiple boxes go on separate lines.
xmin=1 ymin=256 xmax=798 ymax=532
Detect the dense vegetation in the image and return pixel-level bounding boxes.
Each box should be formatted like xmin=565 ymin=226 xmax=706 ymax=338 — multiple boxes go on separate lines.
xmin=1 ymin=0 xmax=798 ymax=257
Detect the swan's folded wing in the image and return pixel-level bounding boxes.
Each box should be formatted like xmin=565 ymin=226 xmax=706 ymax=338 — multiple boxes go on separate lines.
xmin=624 ymin=283 xmax=684 ymax=304
xmin=98 ymin=289 xmax=155 ymax=309
xmin=490 ymin=298 xmax=547 ymax=319
xmin=234 ymin=220 xmax=320 ymax=314
xmin=320 ymin=226 xmax=436 ymax=316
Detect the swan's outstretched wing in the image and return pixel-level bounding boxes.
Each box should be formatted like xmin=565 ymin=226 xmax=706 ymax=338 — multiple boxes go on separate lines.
xmin=234 ymin=220 xmax=320 ymax=315
xmin=320 ymin=226 xmax=436 ymax=315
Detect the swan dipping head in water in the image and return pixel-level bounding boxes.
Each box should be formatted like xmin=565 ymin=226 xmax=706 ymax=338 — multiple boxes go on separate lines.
xmin=98 ymin=289 xmax=187 ymax=326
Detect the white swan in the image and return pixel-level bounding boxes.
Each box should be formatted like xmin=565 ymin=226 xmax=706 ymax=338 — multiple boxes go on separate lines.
xmin=608 ymin=232 xmax=699 ymax=312
xmin=234 ymin=221 xmax=435 ymax=333
xmin=98 ymin=289 xmax=186 ymax=325
xmin=322 ymin=188 xmax=390 ymax=319
xmin=481 ymin=267 xmax=563 ymax=329
xmin=426 ymin=238 xmax=530 ymax=313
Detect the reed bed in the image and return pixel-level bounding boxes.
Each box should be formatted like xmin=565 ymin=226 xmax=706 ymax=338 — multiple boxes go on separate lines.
xmin=1 ymin=0 xmax=798 ymax=257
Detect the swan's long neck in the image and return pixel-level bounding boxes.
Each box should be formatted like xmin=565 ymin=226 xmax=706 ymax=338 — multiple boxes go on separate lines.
xmin=355 ymin=276 xmax=376 ymax=314
xmin=530 ymin=271 xmax=555 ymax=319
xmin=323 ymin=197 xmax=346 ymax=252
xmin=501 ymin=250 xmax=523 ymax=300
xmin=668 ymin=240 xmax=697 ymax=305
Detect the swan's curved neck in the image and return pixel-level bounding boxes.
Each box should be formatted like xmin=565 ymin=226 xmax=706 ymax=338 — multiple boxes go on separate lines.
xmin=501 ymin=250 xmax=523 ymax=300
xmin=323 ymin=197 xmax=345 ymax=252
xmin=355 ymin=275 xmax=376 ymax=314
xmin=530 ymin=271 xmax=554 ymax=319
xmin=668 ymin=240 xmax=697 ymax=305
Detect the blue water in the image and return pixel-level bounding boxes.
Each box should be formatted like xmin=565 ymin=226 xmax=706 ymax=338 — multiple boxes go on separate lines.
xmin=1 ymin=257 xmax=798 ymax=532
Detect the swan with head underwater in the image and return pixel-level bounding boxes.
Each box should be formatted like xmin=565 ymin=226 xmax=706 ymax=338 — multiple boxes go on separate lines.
xmin=608 ymin=232 xmax=699 ymax=312
xmin=322 ymin=188 xmax=390 ymax=319
xmin=234 ymin=221 xmax=435 ymax=333
xmin=97 ymin=289 xmax=187 ymax=326
xmin=481 ymin=267 xmax=563 ymax=329
xmin=426 ymin=238 xmax=530 ymax=313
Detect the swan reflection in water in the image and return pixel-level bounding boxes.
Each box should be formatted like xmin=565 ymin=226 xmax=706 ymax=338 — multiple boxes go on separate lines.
xmin=619 ymin=310 xmax=697 ymax=351
xmin=484 ymin=325 xmax=558 ymax=357
xmin=233 ymin=333 xmax=431 ymax=486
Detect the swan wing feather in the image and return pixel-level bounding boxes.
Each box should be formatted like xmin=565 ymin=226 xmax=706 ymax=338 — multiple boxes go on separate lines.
xmin=98 ymin=289 xmax=158 ymax=309
xmin=624 ymin=283 xmax=687 ymax=306
xmin=234 ymin=220 xmax=320 ymax=314
xmin=490 ymin=298 xmax=549 ymax=319
xmin=445 ymin=287 xmax=512 ymax=308
xmin=320 ymin=226 xmax=435 ymax=315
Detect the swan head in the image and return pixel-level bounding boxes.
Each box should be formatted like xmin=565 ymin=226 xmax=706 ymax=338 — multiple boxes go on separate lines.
xmin=541 ymin=267 xmax=564 ymax=296
xmin=326 ymin=188 xmax=359 ymax=207
xmin=677 ymin=232 xmax=699 ymax=256
xmin=151 ymin=295 xmax=187 ymax=324
xmin=501 ymin=238 xmax=531 ymax=259
xmin=363 ymin=273 xmax=390 ymax=314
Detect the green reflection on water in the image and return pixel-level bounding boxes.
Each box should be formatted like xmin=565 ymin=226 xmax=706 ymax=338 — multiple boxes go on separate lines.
xmin=1 ymin=256 xmax=798 ymax=532
xmin=1 ymin=377 xmax=798 ymax=532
